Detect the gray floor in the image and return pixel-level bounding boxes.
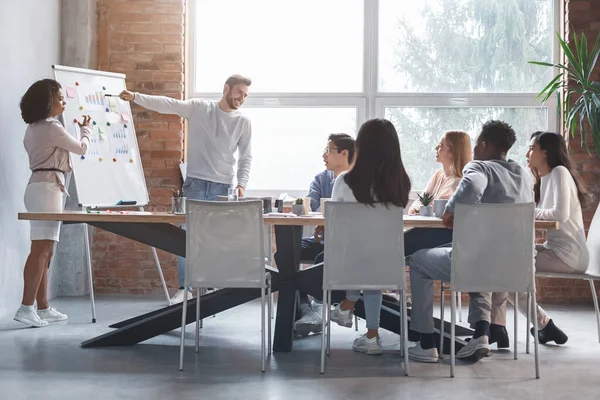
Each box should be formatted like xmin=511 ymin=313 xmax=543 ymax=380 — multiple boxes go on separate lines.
xmin=0 ymin=295 xmax=599 ymax=400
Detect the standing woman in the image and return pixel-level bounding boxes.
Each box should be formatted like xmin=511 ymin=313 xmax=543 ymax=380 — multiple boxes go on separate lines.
xmin=15 ymin=79 xmax=90 ymax=327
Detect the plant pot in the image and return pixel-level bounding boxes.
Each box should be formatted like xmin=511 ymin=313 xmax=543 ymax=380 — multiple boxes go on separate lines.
xmin=419 ymin=205 xmax=434 ymax=217
xmin=292 ymin=204 xmax=305 ymax=216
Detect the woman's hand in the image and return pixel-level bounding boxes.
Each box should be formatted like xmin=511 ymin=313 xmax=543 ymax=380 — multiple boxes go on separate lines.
xmin=77 ymin=115 xmax=91 ymax=128
xmin=119 ymin=90 xmax=135 ymax=102
xmin=408 ymin=208 xmax=416 ymax=215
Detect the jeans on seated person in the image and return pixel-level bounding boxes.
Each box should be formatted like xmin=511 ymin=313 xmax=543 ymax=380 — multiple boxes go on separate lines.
xmin=297 ymin=237 xmax=324 ymax=305
xmin=409 ymin=246 xmax=492 ymax=335
xmin=177 ymin=177 xmax=231 ymax=288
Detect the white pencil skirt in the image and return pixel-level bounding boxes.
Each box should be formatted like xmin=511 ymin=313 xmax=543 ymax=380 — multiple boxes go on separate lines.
xmin=24 ymin=182 xmax=65 ymax=242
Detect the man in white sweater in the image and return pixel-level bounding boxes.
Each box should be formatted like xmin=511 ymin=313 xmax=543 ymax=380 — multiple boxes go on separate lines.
xmin=120 ymin=74 xmax=252 ymax=303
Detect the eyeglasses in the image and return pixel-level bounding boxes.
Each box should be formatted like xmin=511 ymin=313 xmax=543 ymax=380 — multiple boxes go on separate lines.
xmin=323 ymin=147 xmax=339 ymax=155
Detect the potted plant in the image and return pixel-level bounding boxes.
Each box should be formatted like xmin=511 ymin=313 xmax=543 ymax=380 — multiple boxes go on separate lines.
xmin=418 ymin=192 xmax=434 ymax=217
xmin=292 ymin=198 xmax=306 ymax=216
xmin=530 ymin=31 xmax=600 ymax=157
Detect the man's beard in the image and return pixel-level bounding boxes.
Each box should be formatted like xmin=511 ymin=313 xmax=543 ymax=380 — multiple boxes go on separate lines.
xmin=226 ymin=94 xmax=238 ymax=110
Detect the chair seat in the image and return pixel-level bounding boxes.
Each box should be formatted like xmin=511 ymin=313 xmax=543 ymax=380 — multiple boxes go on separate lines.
xmin=536 ymin=271 xmax=600 ymax=280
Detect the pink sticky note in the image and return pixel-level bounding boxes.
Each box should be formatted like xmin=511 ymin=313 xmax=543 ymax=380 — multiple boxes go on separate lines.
xmin=66 ymin=87 xmax=76 ymax=98
xmin=121 ymin=113 xmax=130 ymax=122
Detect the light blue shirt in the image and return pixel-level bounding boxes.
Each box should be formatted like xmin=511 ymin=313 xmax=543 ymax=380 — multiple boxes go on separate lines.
xmin=307 ymin=170 xmax=335 ymax=212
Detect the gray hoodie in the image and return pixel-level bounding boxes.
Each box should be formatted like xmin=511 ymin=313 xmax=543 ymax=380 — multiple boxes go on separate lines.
xmin=446 ymin=159 xmax=533 ymax=213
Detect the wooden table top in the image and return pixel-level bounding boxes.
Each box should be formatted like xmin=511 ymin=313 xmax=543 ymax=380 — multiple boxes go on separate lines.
xmin=17 ymin=211 xmax=559 ymax=230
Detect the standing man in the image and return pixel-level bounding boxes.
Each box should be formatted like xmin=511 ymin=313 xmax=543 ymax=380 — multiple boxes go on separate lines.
xmin=120 ymin=74 xmax=252 ymax=303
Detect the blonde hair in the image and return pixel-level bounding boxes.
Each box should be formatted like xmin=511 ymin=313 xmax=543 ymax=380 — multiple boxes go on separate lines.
xmin=443 ymin=130 xmax=472 ymax=178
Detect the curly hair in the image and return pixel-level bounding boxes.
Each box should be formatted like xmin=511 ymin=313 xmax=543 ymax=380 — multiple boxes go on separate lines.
xmin=479 ymin=120 xmax=517 ymax=153
xmin=20 ymin=79 xmax=62 ymax=124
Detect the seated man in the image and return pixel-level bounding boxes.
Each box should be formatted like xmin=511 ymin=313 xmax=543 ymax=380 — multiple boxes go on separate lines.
xmin=407 ymin=120 xmax=533 ymax=363
xmin=275 ymin=133 xmax=355 ymax=336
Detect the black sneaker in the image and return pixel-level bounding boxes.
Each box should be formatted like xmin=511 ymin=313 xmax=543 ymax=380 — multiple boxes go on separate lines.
xmin=531 ymin=319 xmax=568 ymax=345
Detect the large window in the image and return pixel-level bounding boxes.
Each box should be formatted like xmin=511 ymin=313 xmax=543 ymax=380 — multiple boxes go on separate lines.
xmin=189 ymin=0 xmax=559 ymax=195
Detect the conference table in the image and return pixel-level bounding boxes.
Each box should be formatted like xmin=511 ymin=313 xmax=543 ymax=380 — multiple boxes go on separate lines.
xmin=18 ymin=211 xmax=558 ymax=353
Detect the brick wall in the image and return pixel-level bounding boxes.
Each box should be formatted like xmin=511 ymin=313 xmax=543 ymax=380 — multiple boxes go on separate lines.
xmin=93 ymin=0 xmax=186 ymax=294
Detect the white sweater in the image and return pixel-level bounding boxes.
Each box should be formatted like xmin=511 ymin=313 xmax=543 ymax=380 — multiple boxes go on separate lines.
xmin=134 ymin=94 xmax=252 ymax=187
xmin=536 ymin=166 xmax=589 ymax=272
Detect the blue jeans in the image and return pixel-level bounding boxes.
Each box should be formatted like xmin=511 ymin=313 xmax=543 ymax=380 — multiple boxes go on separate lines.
xmin=177 ymin=177 xmax=231 ymax=288
xmin=298 ymin=237 xmax=324 ymax=305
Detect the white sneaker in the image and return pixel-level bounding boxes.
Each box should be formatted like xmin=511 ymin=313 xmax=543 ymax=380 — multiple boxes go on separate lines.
xmin=37 ymin=307 xmax=68 ymax=322
xmin=14 ymin=309 xmax=49 ymax=328
xmin=294 ymin=302 xmax=323 ymax=336
xmin=408 ymin=343 xmax=439 ymax=363
xmin=330 ymin=304 xmax=354 ymax=328
xmin=456 ymin=335 xmax=490 ymax=361
xmin=170 ymin=289 xmax=192 ymax=304
xmin=352 ymin=334 xmax=383 ymax=355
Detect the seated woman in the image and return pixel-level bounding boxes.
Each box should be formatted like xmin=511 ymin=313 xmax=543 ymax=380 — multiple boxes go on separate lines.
xmin=504 ymin=131 xmax=588 ymax=345
xmin=326 ymin=118 xmax=411 ymax=354
xmin=405 ymin=130 xmax=472 ymax=255
xmin=329 ymin=130 xmax=472 ymax=354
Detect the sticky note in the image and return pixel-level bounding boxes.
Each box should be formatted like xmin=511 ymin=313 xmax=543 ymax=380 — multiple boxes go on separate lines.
xmin=108 ymin=98 xmax=119 ymax=112
xmin=66 ymin=87 xmax=76 ymax=98
xmin=121 ymin=113 xmax=130 ymax=122
xmin=98 ymin=126 xmax=105 ymax=140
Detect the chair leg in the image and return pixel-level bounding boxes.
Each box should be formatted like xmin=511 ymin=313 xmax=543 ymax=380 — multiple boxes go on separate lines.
xmin=327 ymin=290 xmax=332 ymax=356
xmin=320 ymin=289 xmax=328 ymax=374
xmin=402 ymin=290 xmax=409 ymax=376
xmin=261 ymin=285 xmax=266 ymax=373
xmin=179 ymin=292 xmax=188 ymax=371
xmin=589 ymin=279 xmax=600 ymax=343
xmin=450 ymin=290 xmax=456 ymax=378
xmin=271 ymin=292 xmax=275 ymax=320
xmin=457 ymin=292 xmax=463 ymax=322
xmin=440 ymin=285 xmax=445 ymax=358
xmin=526 ymin=293 xmax=531 ymax=354
xmin=531 ymin=292 xmax=540 ymax=379
xmin=195 ymin=288 xmax=201 ymax=353
xmin=355 ymin=314 xmax=359 ymax=331
xmin=514 ymin=293 xmax=518 ymax=360
xmin=268 ymin=282 xmax=272 ymax=355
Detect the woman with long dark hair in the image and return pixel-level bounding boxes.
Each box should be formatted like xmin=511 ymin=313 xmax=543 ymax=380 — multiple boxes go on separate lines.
xmin=15 ymin=79 xmax=90 ymax=327
xmin=328 ymin=118 xmax=411 ymax=354
xmin=508 ymin=131 xmax=589 ymax=345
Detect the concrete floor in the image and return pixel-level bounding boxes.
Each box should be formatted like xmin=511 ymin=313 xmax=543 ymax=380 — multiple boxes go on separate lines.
xmin=0 ymin=295 xmax=599 ymax=400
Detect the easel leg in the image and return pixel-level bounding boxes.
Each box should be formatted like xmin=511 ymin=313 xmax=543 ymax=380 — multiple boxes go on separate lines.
xmin=140 ymin=207 xmax=171 ymax=305
xmin=82 ymin=217 xmax=97 ymax=323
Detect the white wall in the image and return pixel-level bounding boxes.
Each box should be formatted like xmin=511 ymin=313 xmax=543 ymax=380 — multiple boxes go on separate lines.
xmin=0 ymin=0 xmax=61 ymax=318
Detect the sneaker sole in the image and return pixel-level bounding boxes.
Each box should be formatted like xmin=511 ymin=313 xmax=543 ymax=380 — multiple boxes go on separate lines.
xmin=353 ymin=346 xmax=383 ymax=355
xmin=331 ymin=319 xmax=353 ymax=328
xmin=14 ymin=316 xmax=48 ymax=328
xmin=408 ymin=353 xmax=439 ymax=363
xmin=294 ymin=323 xmax=323 ymax=337
xmin=457 ymin=347 xmax=490 ymax=361
xmin=41 ymin=317 xmax=68 ymax=323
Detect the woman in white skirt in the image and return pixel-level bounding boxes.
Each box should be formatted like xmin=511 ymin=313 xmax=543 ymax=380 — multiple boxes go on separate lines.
xmin=15 ymin=79 xmax=91 ymax=327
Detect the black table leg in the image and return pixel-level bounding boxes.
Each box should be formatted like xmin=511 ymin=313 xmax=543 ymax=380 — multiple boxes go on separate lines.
xmin=272 ymin=224 xmax=304 ymax=352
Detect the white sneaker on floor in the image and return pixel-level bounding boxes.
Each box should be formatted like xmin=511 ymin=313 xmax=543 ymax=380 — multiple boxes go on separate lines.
xmin=329 ymin=304 xmax=354 ymax=328
xmin=456 ymin=335 xmax=490 ymax=361
xmin=170 ymin=289 xmax=192 ymax=304
xmin=14 ymin=309 xmax=49 ymax=328
xmin=294 ymin=302 xmax=323 ymax=336
xmin=37 ymin=307 xmax=68 ymax=322
xmin=352 ymin=334 xmax=383 ymax=355
xmin=408 ymin=343 xmax=439 ymax=363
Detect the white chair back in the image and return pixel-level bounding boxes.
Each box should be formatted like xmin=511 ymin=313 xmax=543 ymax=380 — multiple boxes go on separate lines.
xmin=185 ymin=200 xmax=265 ymax=288
xmin=587 ymin=202 xmax=600 ymax=277
xmin=451 ymin=203 xmax=536 ymax=293
xmin=324 ymin=202 xmax=405 ymax=291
